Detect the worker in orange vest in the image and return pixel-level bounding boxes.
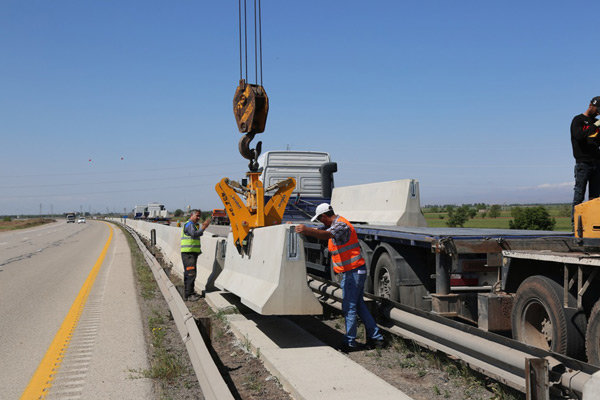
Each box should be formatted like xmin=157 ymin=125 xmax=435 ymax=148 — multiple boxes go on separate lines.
xmin=296 ymin=203 xmax=384 ymax=352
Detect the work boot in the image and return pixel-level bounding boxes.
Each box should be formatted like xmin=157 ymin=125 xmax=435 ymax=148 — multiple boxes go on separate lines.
xmin=366 ymin=337 xmax=385 ymax=350
xmin=185 ymin=294 xmax=201 ymax=302
xmin=340 ymin=341 xmax=364 ymax=353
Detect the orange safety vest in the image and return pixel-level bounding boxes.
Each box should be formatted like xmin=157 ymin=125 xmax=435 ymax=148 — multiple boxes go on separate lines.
xmin=328 ymin=216 xmax=365 ymax=274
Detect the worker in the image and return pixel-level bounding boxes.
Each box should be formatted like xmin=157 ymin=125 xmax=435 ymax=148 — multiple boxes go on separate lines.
xmin=571 ymin=96 xmax=600 ymax=225
xmin=181 ymin=209 xmax=210 ymax=301
xmin=295 ymin=203 xmax=384 ymax=352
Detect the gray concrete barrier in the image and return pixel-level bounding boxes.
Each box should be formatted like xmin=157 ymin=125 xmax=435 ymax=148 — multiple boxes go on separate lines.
xmin=111 ymin=219 xmax=225 ymax=295
xmin=215 ymin=224 xmax=322 ymax=315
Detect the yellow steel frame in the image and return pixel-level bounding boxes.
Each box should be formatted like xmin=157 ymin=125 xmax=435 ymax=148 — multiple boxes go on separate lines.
xmin=215 ymin=173 xmax=296 ymax=248
xmin=574 ymin=198 xmax=600 ymax=239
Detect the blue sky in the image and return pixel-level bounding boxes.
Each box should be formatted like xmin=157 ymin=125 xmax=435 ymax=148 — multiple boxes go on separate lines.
xmin=0 ymin=1 xmax=595 ymax=215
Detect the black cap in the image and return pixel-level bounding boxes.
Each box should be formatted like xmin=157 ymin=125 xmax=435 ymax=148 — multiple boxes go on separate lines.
xmin=592 ymin=96 xmax=600 ymax=107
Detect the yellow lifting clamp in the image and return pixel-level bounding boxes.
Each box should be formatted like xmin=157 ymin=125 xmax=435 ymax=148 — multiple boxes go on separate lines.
xmin=215 ymin=172 xmax=296 ymax=254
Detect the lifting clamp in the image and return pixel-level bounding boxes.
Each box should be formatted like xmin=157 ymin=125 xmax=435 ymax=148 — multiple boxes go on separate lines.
xmin=215 ymin=172 xmax=296 ymax=254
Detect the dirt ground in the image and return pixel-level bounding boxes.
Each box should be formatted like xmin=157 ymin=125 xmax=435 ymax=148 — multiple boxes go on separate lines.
xmin=132 ymin=233 xmax=523 ymax=400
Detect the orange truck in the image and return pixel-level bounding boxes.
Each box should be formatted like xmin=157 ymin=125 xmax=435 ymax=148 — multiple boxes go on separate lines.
xmin=211 ymin=209 xmax=229 ymax=225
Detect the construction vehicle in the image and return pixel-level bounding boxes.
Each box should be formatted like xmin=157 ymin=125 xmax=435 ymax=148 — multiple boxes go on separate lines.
xmin=211 ymin=209 xmax=230 ymax=225
xmin=212 ymin=145 xmax=600 ymax=367
xmin=210 ymin=0 xmax=600 ymax=368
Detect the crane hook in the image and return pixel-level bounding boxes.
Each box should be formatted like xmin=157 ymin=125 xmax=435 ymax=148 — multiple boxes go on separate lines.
xmin=239 ymin=133 xmax=262 ymax=171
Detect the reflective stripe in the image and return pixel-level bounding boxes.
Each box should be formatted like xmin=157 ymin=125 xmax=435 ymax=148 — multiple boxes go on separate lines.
xmin=330 ymin=241 xmax=360 ymax=256
xmin=332 ymin=254 xmax=364 ymax=268
xmin=328 ymin=216 xmax=364 ymax=273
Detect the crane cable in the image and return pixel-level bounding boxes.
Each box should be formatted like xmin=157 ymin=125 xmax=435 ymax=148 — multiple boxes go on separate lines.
xmin=238 ymin=0 xmax=263 ymax=85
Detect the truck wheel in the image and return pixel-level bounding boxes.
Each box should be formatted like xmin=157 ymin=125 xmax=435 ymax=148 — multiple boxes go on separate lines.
xmin=586 ymin=300 xmax=600 ymax=366
xmin=374 ymin=252 xmax=399 ymax=301
xmin=511 ymin=275 xmax=585 ymax=358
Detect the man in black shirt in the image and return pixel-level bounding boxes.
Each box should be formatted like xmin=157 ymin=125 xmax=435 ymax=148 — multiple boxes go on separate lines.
xmin=571 ymin=96 xmax=600 ymax=224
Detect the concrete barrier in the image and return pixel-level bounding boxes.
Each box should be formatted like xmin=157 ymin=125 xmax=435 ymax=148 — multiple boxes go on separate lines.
xmin=215 ymin=224 xmax=323 ymax=315
xmin=112 ymin=219 xmax=225 ymax=295
xmin=331 ymin=179 xmax=427 ymax=227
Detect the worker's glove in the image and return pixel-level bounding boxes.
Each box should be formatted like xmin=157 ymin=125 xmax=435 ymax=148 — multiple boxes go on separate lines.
xmin=594 ymin=120 xmax=600 ymax=127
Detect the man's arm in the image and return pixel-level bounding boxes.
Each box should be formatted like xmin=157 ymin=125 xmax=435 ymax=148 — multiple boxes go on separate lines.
xmin=295 ymin=224 xmax=333 ymax=241
xmin=184 ymin=219 xmax=210 ymax=239
xmin=572 ymin=116 xmax=600 ymax=144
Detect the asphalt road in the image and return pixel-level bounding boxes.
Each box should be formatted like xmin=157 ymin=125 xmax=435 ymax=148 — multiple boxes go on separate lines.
xmin=0 ymin=220 xmax=152 ymax=399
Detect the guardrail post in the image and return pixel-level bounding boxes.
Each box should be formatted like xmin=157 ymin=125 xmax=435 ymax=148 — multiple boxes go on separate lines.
xmin=525 ymin=358 xmax=549 ymax=400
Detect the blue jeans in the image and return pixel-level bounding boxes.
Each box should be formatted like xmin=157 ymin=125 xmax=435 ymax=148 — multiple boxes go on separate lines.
xmin=341 ymin=266 xmax=383 ymax=345
xmin=572 ymin=162 xmax=600 ymax=224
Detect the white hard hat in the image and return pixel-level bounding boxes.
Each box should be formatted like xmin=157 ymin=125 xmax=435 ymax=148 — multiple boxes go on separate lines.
xmin=311 ymin=203 xmax=333 ymax=222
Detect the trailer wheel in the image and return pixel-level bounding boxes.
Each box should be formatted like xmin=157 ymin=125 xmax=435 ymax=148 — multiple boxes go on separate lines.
xmin=586 ymin=300 xmax=600 ymax=366
xmin=374 ymin=252 xmax=399 ymax=301
xmin=511 ymin=275 xmax=585 ymax=358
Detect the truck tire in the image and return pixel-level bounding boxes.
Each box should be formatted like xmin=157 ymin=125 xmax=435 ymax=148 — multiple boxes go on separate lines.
xmin=586 ymin=300 xmax=600 ymax=366
xmin=374 ymin=252 xmax=399 ymax=301
xmin=511 ymin=275 xmax=585 ymax=358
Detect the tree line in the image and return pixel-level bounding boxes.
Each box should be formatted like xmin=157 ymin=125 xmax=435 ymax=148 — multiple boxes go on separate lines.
xmin=422 ymin=204 xmax=568 ymax=230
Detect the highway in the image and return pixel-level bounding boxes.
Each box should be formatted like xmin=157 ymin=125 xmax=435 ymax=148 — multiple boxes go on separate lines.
xmin=0 ymin=220 xmax=152 ymax=399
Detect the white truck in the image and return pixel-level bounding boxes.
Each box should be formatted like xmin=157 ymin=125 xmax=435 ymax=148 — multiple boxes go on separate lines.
xmin=257 ymin=150 xmax=337 ymax=221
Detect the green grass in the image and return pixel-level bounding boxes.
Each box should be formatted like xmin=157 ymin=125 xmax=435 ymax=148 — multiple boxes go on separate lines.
xmin=119 ymin=226 xmax=156 ymax=299
xmin=119 ymin=225 xmax=184 ymax=382
xmin=423 ymin=204 xmax=572 ymax=232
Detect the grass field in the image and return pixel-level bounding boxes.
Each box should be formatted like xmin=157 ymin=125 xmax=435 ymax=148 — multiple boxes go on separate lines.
xmin=0 ymin=218 xmax=55 ymax=231
xmin=423 ymin=205 xmax=572 ymax=232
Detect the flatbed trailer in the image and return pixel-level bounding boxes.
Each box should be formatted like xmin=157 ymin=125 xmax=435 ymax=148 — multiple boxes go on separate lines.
xmin=502 ymin=248 xmax=600 ymax=365
xmin=301 ymin=223 xmax=600 ymax=363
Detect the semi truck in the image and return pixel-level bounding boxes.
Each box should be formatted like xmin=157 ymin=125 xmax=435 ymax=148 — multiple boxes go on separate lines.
xmin=133 ymin=203 xmax=170 ymax=224
xmin=256 ymin=150 xmax=600 ymax=366
xmin=258 ymin=151 xmax=337 ymax=221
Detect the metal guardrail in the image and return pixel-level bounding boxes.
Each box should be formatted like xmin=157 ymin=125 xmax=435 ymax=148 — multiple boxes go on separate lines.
xmin=307 ymin=275 xmax=597 ymax=399
xmin=121 ymin=223 xmax=234 ymax=400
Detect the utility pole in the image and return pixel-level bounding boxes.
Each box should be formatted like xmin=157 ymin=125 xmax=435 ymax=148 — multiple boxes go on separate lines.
xmin=39 ymin=203 xmax=42 ymax=216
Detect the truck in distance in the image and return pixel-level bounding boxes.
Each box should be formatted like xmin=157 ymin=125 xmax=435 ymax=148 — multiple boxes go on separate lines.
xmin=211 ymin=209 xmax=230 ymax=225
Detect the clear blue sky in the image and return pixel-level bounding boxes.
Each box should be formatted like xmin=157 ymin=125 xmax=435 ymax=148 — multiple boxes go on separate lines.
xmin=0 ymin=1 xmax=595 ymax=215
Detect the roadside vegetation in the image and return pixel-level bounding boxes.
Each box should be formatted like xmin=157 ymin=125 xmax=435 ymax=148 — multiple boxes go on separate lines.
xmin=0 ymin=217 xmax=55 ymax=231
xmin=118 ymin=225 xmax=202 ymax=398
xmin=422 ymin=203 xmax=571 ymax=231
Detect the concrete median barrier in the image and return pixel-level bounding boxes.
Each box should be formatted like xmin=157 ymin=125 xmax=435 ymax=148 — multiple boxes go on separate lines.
xmin=112 ymin=219 xmax=225 ymax=295
xmin=215 ymin=224 xmax=323 ymax=315
xmin=331 ymin=179 xmax=427 ymax=226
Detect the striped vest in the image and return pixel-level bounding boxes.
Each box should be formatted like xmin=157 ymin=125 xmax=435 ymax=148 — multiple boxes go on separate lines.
xmin=181 ymin=221 xmax=202 ymax=253
xmin=328 ymin=216 xmax=365 ymax=273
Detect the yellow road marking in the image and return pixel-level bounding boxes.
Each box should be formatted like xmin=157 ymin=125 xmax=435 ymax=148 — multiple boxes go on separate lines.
xmin=20 ymin=222 xmax=114 ymax=399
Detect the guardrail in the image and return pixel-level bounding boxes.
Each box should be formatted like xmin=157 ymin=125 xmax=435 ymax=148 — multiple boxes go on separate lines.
xmin=307 ymin=275 xmax=599 ymax=399
xmin=120 ymin=223 xmax=234 ymax=400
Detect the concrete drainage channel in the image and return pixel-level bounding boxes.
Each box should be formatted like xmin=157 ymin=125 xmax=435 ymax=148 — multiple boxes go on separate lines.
xmin=124 ymin=225 xmax=234 ymax=400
